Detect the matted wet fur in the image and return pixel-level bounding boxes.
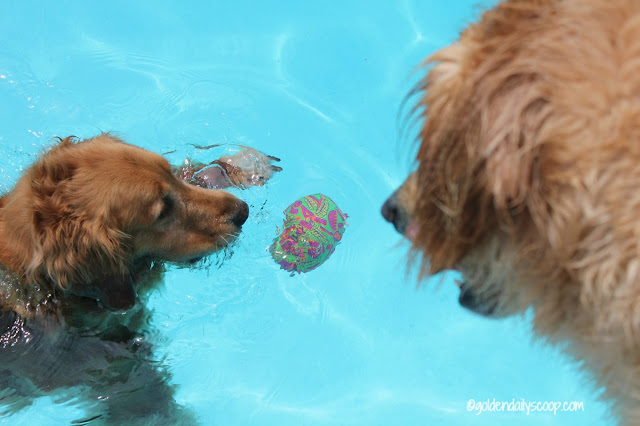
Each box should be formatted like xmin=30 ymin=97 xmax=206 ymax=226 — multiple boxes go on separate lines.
xmin=382 ymin=0 xmax=640 ymax=423
xmin=0 ymin=134 xmax=249 ymax=424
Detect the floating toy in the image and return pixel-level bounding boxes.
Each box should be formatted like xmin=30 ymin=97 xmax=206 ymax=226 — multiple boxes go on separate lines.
xmin=173 ymin=144 xmax=282 ymax=189
xmin=270 ymin=194 xmax=348 ymax=273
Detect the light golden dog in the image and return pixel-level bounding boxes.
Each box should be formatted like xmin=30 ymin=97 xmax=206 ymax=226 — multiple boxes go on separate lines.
xmin=383 ymin=0 xmax=640 ymax=423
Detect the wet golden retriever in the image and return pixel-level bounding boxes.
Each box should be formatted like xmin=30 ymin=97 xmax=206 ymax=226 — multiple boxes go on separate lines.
xmin=0 ymin=134 xmax=248 ymax=424
xmin=383 ymin=0 xmax=640 ymax=423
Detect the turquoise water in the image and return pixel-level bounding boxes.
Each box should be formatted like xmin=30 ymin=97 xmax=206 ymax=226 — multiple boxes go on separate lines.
xmin=0 ymin=1 xmax=611 ymax=425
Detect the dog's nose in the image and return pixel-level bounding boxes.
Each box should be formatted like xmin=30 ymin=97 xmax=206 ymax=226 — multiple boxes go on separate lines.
xmin=381 ymin=196 xmax=398 ymax=225
xmin=231 ymin=200 xmax=249 ymax=227
xmin=381 ymin=195 xmax=407 ymax=234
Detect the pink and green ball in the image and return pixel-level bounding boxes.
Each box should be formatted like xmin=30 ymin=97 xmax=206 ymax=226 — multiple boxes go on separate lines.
xmin=269 ymin=194 xmax=347 ymax=273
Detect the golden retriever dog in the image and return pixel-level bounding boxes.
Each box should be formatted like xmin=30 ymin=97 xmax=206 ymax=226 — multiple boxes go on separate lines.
xmin=382 ymin=0 xmax=640 ymax=423
xmin=0 ymin=134 xmax=248 ymax=424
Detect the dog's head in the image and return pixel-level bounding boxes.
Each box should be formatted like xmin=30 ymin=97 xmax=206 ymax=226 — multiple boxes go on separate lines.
xmin=383 ymin=0 xmax=639 ymax=320
xmin=1 ymin=134 xmax=249 ymax=311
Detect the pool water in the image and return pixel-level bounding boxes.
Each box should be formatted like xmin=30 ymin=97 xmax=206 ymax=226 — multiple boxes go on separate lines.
xmin=0 ymin=1 xmax=611 ymax=425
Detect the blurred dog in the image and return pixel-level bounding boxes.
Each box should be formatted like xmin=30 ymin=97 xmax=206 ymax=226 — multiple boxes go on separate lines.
xmin=383 ymin=0 xmax=640 ymax=423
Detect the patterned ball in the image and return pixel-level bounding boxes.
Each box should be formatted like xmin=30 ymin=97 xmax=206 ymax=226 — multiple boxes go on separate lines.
xmin=269 ymin=194 xmax=348 ymax=273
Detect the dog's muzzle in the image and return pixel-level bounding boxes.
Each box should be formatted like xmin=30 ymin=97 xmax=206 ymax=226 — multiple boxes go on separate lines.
xmin=456 ymin=279 xmax=502 ymax=317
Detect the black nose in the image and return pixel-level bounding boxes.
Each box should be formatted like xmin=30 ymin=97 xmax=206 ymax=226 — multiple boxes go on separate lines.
xmin=381 ymin=194 xmax=407 ymax=234
xmin=231 ymin=200 xmax=249 ymax=227
xmin=381 ymin=196 xmax=398 ymax=225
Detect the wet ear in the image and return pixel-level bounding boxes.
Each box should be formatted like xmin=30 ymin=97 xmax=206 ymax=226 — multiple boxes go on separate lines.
xmin=28 ymin=142 xmax=130 ymax=291
xmin=32 ymin=204 xmax=130 ymax=292
xmin=29 ymin=138 xmax=77 ymax=201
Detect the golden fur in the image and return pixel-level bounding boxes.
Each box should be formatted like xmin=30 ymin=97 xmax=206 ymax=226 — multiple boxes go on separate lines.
xmin=0 ymin=134 xmax=248 ymax=313
xmin=383 ymin=0 xmax=640 ymax=423
xmin=0 ymin=133 xmax=248 ymax=423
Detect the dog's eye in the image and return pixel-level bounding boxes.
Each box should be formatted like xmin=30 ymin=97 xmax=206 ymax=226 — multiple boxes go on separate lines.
xmin=157 ymin=195 xmax=174 ymax=221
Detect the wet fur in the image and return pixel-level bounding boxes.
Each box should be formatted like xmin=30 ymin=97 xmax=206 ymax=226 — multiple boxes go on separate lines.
xmin=384 ymin=0 xmax=640 ymax=423
xmin=0 ymin=134 xmax=248 ymax=424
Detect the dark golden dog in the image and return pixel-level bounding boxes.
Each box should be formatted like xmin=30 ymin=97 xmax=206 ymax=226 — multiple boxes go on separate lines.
xmin=383 ymin=0 xmax=640 ymax=423
xmin=0 ymin=134 xmax=248 ymax=424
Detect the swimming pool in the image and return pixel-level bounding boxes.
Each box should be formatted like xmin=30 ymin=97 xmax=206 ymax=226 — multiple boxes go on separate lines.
xmin=0 ymin=1 xmax=611 ymax=424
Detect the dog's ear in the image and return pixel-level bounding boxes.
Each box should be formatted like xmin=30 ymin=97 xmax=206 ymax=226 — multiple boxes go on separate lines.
xmin=27 ymin=138 xmax=132 ymax=296
xmin=435 ymin=0 xmax=550 ymax=211
xmin=412 ymin=8 xmax=548 ymax=272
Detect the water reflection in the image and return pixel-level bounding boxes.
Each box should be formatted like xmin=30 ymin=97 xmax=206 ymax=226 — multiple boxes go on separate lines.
xmin=0 ymin=262 xmax=195 ymax=425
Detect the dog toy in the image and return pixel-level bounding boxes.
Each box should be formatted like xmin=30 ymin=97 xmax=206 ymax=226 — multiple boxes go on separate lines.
xmin=269 ymin=194 xmax=348 ymax=273
xmin=174 ymin=144 xmax=282 ymax=190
